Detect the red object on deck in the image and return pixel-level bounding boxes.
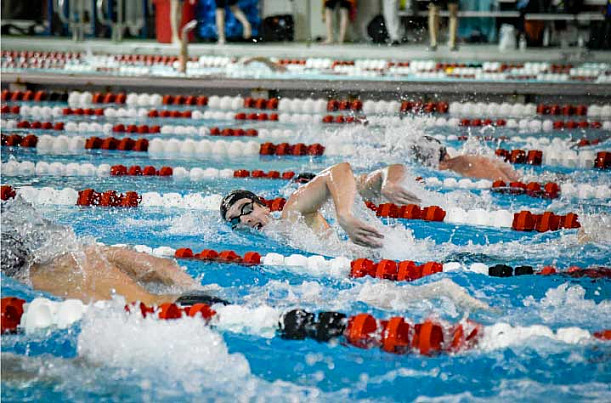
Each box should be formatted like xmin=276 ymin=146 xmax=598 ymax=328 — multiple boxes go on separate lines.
xmin=154 ymin=0 xmax=196 ymax=44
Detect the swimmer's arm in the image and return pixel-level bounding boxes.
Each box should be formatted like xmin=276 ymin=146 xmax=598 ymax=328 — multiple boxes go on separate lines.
xmin=283 ymin=162 xmax=384 ymax=247
xmin=239 ymin=56 xmax=286 ymax=72
xmin=357 ymin=278 xmax=491 ymax=311
xmin=357 ymin=164 xmax=421 ymax=204
xmin=441 ymin=155 xmax=519 ymax=182
xmin=102 ymin=247 xmax=197 ymax=288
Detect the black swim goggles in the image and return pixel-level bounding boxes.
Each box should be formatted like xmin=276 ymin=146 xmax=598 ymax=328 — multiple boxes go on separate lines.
xmin=227 ymin=200 xmax=254 ymax=229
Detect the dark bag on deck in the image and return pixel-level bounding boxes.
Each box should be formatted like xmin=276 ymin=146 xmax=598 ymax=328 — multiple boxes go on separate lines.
xmin=367 ymin=15 xmax=389 ymax=44
xmin=262 ymin=14 xmax=294 ymax=42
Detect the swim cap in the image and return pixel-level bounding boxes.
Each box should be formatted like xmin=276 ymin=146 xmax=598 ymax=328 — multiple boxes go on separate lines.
xmin=219 ymin=189 xmax=261 ymax=221
xmin=410 ymin=136 xmax=448 ymax=167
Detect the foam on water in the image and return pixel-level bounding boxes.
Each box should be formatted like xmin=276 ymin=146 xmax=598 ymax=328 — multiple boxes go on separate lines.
xmin=521 ymin=283 xmax=611 ymax=327
xmin=76 ymin=299 xmax=327 ymax=399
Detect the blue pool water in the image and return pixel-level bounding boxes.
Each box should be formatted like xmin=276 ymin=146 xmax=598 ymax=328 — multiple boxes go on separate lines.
xmin=1 ymin=96 xmax=610 ymax=401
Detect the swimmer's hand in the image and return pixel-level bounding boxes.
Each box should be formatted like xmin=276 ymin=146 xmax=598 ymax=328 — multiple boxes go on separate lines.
xmin=381 ymin=182 xmax=421 ymax=205
xmin=338 ymin=213 xmax=384 ymax=248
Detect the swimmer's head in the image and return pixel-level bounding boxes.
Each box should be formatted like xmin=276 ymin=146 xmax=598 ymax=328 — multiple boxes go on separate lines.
xmin=411 ymin=136 xmax=449 ymax=167
xmin=220 ymin=189 xmax=271 ymax=230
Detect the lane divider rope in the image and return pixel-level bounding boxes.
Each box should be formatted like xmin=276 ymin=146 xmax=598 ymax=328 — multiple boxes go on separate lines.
xmin=2 ymin=185 xmax=583 ymax=232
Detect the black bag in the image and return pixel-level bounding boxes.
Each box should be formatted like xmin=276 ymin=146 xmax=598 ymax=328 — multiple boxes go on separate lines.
xmin=262 ymin=14 xmax=294 ymax=42
xmin=367 ymin=15 xmax=389 ymax=44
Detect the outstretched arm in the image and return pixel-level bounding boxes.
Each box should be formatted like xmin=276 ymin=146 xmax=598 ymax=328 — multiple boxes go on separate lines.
xmin=440 ymin=155 xmax=520 ymax=182
xmin=283 ymin=162 xmax=384 ymax=248
xmin=356 ymin=164 xmax=421 ymax=204
xmin=239 ymin=56 xmax=286 ymax=72
xmin=102 ymin=247 xmax=197 ymax=289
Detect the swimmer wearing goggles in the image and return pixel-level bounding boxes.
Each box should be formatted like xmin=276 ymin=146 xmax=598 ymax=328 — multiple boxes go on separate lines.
xmin=220 ymin=163 xmax=422 ymax=248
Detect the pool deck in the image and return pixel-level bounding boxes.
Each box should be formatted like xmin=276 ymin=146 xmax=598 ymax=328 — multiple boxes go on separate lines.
xmin=2 ymin=37 xmax=611 ymax=102
xmin=4 ymin=36 xmax=611 ymax=63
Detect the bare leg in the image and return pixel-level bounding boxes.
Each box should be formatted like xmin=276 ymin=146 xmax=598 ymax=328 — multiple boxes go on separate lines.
xmin=170 ymin=0 xmax=182 ymax=45
xmin=448 ymin=3 xmax=458 ymax=50
xmin=216 ymin=8 xmax=226 ymax=44
xmin=230 ymin=5 xmax=252 ymax=39
xmin=338 ymin=7 xmax=349 ymax=44
xmin=428 ymin=4 xmax=439 ymax=50
xmin=323 ymin=8 xmax=334 ymax=44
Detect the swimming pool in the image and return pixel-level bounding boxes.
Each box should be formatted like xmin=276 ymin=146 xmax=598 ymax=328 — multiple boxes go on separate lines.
xmin=1 ymin=86 xmax=610 ymax=401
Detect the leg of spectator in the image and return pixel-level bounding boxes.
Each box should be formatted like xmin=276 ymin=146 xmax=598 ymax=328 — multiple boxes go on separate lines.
xmin=338 ymin=7 xmax=349 ymax=44
xmin=170 ymin=0 xmax=181 ymax=45
xmin=323 ymin=7 xmax=334 ymax=44
xmin=448 ymin=2 xmax=458 ymax=50
xmin=428 ymin=4 xmax=439 ymax=50
xmin=383 ymin=0 xmax=401 ymax=44
xmin=230 ymin=5 xmax=252 ymax=39
xmin=216 ymin=8 xmax=226 ymax=44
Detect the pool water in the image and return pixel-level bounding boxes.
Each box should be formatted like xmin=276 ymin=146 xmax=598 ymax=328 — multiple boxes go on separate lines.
xmin=1 ymin=94 xmax=610 ymax=401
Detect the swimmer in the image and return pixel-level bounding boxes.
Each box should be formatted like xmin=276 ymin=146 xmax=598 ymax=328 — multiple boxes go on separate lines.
xmin=235 ymin=56 xmax=287 ymax=72
xmin=411 ymin=136 xmax=519 ymax=182
xmin=1 ymin=198 xmax=222 ymax=306
xmin=221 ymin=163 xmax=421 ymax=248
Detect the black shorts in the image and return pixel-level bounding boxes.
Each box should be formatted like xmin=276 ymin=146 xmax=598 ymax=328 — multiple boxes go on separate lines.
xmin=325 ymin=0 xmax=351 ymax=10
xmin=215 ymin=0 xmax=239 ymax=8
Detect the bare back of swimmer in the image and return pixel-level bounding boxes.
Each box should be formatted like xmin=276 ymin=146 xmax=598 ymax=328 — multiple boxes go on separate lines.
xmin=411 ymin=136 xmax=519 ymax=182
xmin=1 ymin=198 xmax=200 ymax=305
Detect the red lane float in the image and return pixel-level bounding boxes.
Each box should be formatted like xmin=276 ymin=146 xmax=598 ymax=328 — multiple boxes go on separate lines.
xmin=595 ymin=152 xmax=610 ymax=169
xmin=76 ymin=189 xmax=141 ymax=207
xmin=512 ymin=211 xmax=580 ymax=231
xmin=113 ymin=124 xmax=161 ymax=134
xmin=174 ymin=248 xmax=261 ymax=265
xmin=209 ymin=127 xmax=258 ymax=137
xmin=85 ymin=136 xmax=149 ymax=152
xmin=350 ymin=258 xmax=443 ymax=282
xmin=1 ymin=185 xmax=17 ymax=201
xmin=321 ymin=114 xmax=368 ymax=125
xmin=1 ymin=297 xmax=26 ymax=334
xmin=400 ymin=101 xmax=449 ymax=114
xmin=243 ymin=97 xmax=279 ymax=110
xmin=537 ymin=103 xmax=588 ymax=116
xmin=492 ymin=180 xmax=560 ymax=199
xmin=345 ymin=314 xmax=480 ymax=355
xmin=495 ymin=148 xmax=544 ymax=165
xmin=234 ymin=170 xmax=296 ymax=180
xmin=259 ymin=142 xmax=325 ymax=156
xmin=370 ymin=202 xmax=447 ymax=222
xmin=326 ymin=99 xmax=364 ymax=112
xmin=1 ymin=134 xmax=38 ymax=148
xmin=234 ymin=112 xmax=279 ymax=121
xmin=576 ymin=138 xmax=602 ymax=147
xmin=4 ymin=120 xmax=64 ymax=131
xmin=2 ymin=89 xmax=66 ymax=103
xmin=110 ymin=165 xmax=173 ymax=177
